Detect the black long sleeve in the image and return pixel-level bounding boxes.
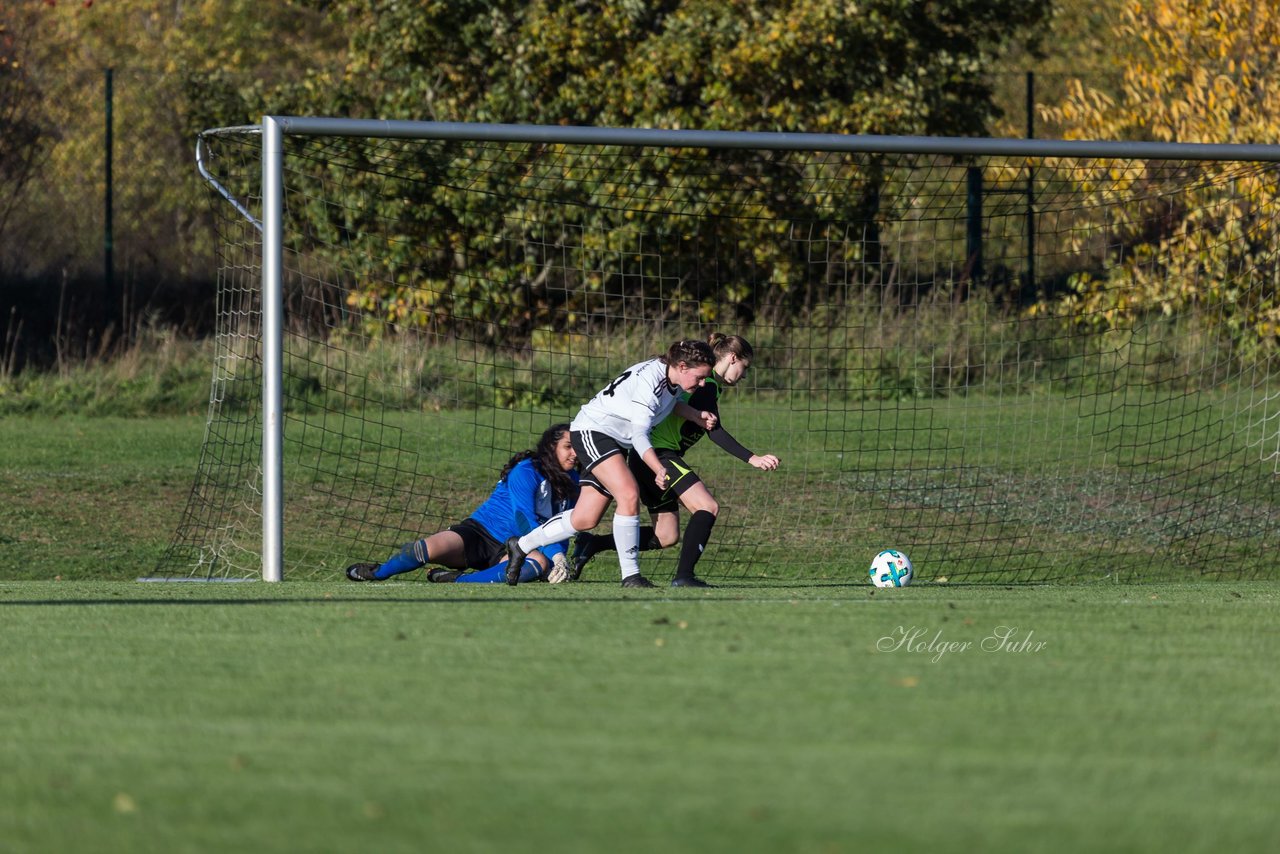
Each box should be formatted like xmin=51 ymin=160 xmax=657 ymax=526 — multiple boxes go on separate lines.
xmin=706 ymin=423 xmax=754 ymax=463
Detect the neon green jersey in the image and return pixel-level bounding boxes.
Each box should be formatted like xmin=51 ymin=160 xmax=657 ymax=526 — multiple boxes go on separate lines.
xmin=648 ymin=375 xmax=723 ymax=454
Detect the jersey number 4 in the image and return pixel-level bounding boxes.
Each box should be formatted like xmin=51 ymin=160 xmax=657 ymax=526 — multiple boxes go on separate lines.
xmin=602 ymin=371 xmax=632 ymax=396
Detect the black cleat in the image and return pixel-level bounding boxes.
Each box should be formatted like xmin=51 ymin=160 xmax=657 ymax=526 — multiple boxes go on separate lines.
xmin=621 ymin=574 xmax=657 ymax=589
xmin=345 ymin=562 xmax=379 ymax=582
xmin=569 ymin=532 xmax=597 ymax=580
xmin=671 ymin=576 xmax=714 ymax=588
xmin=426 ymin=568 xmax=462 ymax=583
xmin=504 ymin=536 xmax=527 ymax=586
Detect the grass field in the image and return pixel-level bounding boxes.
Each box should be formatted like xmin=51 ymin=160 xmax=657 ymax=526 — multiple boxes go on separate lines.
xmin=38 ymin=383 xmax=1275 ymax=585
xmin=2 ymin=580 xmax=1279 ymax=853
xmin=0 ymin=416 xmax=201 ymax=581
xmin=3 ymin=416 xmax=1279 ymax=852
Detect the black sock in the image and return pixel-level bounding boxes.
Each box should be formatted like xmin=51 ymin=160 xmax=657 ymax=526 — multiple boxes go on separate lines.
xmin=587 ymin=526 xmax=660 ymax=555
xmin=675 ymin=511 xmax=716 ymax=580
xmin=641 ymin=526 xmax=662 ymax=551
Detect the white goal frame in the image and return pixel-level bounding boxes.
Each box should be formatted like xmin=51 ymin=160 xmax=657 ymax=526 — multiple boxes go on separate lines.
xmin=249 ymin=115 xmax=1280 ymax=581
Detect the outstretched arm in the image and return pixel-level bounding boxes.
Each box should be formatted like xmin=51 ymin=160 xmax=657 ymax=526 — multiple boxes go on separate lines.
xmin=707 ymin=425 xmax=779 ymax=470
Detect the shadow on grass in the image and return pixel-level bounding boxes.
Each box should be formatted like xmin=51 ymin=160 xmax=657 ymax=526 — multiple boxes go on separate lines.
xmin=0 ymin=594 xmax=867 ymax=606
xmin=0 ymin=580 xmax=1059 ymax=607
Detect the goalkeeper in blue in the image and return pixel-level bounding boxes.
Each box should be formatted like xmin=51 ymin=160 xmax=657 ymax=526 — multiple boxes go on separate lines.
xmin=345 ymin=423 xmax=580 ymax=583
xmin=568 ymin=333 xmax=779 ymax=588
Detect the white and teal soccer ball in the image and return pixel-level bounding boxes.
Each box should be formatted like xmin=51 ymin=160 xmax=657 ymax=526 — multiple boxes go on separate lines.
xmin=869 ymin=549 xmax=913 ymax=587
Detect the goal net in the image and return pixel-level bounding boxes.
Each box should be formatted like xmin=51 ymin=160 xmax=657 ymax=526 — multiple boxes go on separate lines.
xmin=159 ymin=120 xmax=1280 ymax=582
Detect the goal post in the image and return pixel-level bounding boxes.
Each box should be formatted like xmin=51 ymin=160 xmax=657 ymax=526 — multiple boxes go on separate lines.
xmin=161 ymin=117 xmax=1280 ymax=583
xmin=262 ymin=116 xmax=285 ymax=583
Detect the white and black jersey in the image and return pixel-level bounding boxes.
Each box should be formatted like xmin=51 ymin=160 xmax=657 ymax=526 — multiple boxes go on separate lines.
xmin=571 ymin=358 xmax=680 ymax=459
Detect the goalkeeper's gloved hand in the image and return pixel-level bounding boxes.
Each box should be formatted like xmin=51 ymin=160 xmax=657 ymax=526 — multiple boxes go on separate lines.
xmin=546 ymin=552 xmax=571 ymax=584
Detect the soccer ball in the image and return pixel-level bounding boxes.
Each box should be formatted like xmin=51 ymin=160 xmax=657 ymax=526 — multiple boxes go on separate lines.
xmin=869 ymin=549 xmax=913 ymax=587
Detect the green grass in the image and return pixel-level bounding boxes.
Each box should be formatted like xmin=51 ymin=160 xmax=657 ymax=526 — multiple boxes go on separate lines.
xmin=3 ymin=416 xmax=1279 ymax=851
xmin=0 ymin=416 xmax=202 ymax=580
xmin=1 ymin=580 xmax=1278 ymax=853
xmin=4 ymin=399 xmax=1279 ymax=584
xmin=176 ymin=391 xmax=1280 ymax=582
xmin=0 ymin=327 xmax=213 ymax=417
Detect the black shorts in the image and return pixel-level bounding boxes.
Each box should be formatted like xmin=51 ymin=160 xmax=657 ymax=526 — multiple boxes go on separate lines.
xmin=628 ymin=449 xmax=703 ymax=515
xmin=572 ymin=430 xmax=627 ymax=495
xmin=449 ymin=518 xmax=507 ymax=569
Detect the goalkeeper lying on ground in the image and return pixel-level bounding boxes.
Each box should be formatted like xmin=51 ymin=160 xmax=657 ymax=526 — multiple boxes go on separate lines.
xmin=345 ymin=423 xmax=580 ymax=584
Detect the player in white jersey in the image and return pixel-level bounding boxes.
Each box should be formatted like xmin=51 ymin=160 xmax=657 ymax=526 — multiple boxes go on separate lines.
xmin=505 ymin=340 xmax=717 ymax=588
xmin=570 ymin=333 xmax=781 ymax=588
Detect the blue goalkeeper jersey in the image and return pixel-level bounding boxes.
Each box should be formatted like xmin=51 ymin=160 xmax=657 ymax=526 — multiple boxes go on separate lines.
xmin=468 ymin=458 xmax=579 ymax=560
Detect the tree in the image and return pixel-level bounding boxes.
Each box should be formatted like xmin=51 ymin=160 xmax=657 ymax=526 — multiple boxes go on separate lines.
xmin=987 ymin=0 xmax=1127 ymax=139
xmin=1038 ymin=0 xmax=1280 ymax=352
xmin=24 ymin=0 xmax=345 ymax=277
xmin=0 ymin=4 xmax=55 ymax=273
xmin=302 ymin=0 xmax=1051 ymax=137
xmin=286 ymin=1 xmax=1053 ymax=337
xmin=0 ymin=0 xmax=345 ymax=364
xmin=1044 ymin=0 xmax=1280 ymax=145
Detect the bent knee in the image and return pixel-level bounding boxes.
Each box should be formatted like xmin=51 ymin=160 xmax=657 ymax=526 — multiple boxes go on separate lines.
xmin=612 ymin=488 xmax=640 ymax=514
xmin=571 ymin=506 xmax=602 ymax=530
xmin=615 ymin=499 xmax=641 ymax=516
xmin=688 ymin=498 xmax=719 ymax=516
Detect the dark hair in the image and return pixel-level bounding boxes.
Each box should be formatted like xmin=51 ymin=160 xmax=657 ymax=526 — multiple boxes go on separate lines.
xmin=499 ymin=422 xmax=577 ymax=502
xmin=663 ymin=339 xmax=715 ymax=368
xmin=708 ymin=333 xmax=754 ymax=364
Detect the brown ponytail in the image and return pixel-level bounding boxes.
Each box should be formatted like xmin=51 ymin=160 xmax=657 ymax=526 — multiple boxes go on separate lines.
xmin=708 ymin=333 xmax=754 ymax=364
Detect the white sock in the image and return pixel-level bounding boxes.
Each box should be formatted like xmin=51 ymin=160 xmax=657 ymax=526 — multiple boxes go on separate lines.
xmin=518 ymin=510 xmax=578 ymax=552
xmin=612 ymin=513 xmax=641 ymax=579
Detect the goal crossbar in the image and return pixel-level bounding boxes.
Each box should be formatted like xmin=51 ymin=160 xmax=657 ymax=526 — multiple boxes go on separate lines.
xmin=266 ymin=116 xmax=1280 ymax=161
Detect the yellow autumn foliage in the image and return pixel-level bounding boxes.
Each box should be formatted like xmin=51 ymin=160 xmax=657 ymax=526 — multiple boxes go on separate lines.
xmin=1038 ymin=0 xmax=1280 ymax=350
